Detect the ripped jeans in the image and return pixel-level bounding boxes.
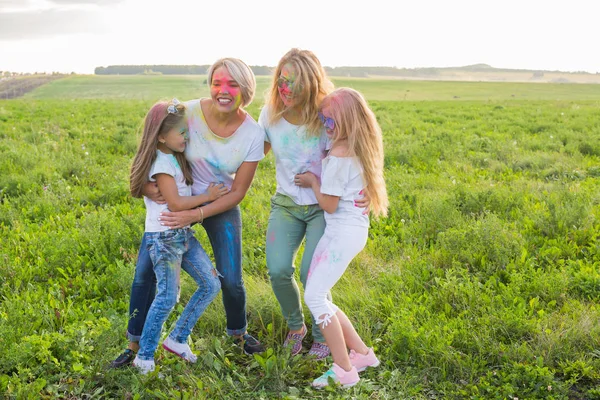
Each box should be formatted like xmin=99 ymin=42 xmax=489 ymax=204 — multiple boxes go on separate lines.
xmin=304 ymin=222 xmax=368 ymax=329
xmin=136 ymin=228 xmax=221 ymax=361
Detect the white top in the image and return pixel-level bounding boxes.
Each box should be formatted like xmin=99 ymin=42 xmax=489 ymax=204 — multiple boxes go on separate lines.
xmin=320 ymin=155 xmax=369 ymax=227
xmin=184 ymin=99 xmax=265 ymax=196
xmin=259 ymin=105 xmax=329 ymax=205
xmin=144 ymin=150 xmax=192 ymax=232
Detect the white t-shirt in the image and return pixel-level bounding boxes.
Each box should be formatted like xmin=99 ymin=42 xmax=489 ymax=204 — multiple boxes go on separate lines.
xmin=258 ymin=105 xmax=329 ymax=205
xmin=320 ymin=155 xmax=369 ymax=228
xmin=184 ymin=99 xmax=265 ymax=196
xmin=144 ymin=150 xmax=192 ymax=232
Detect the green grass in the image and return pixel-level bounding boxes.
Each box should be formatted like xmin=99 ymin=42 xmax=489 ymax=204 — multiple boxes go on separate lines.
xmin=24 ymin=74 xmax=600 ymax=101
xmin=1 ymin=83 xmax=600 ymax=398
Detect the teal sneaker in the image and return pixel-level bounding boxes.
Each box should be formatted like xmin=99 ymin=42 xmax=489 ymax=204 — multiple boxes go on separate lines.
xmin=311 ymin=363 xmax=359 ymax=388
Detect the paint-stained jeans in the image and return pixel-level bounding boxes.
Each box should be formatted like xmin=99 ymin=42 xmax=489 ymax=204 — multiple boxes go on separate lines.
xmin=202 ymin=206 xmax=247 ymax=336
xmin=127 ymin=206 xmax=248 ymax=340
xmin=137 ymin=228 xmax=220 ymax=361
xmin=266 ymin=193 xmax=328 ymax=343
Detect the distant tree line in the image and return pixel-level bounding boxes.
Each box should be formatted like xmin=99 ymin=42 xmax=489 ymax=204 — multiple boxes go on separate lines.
xmin=93 ymin=65 xmax=597 ymax=77
xmin=94 ymin=65 xmax=274 ymax=75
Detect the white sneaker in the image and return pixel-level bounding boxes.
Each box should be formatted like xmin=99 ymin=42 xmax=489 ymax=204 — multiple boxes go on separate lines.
xmin=162 ymin=336 xmax=198 ymax=363
xmin=132 ymin=355 xmax=155 ymax=375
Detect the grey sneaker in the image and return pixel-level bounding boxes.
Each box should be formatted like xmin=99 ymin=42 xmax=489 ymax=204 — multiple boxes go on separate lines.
xmin=234 ymin=333 xmax=265 ymax=355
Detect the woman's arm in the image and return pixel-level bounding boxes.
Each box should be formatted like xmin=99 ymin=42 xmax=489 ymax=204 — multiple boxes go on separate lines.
xmin=294 ymin=172 xmax=340 ymax=214
xmin=158 ymin=161 xmax=259 ymax=228
xmin=264 ymin=141 xmax=271 ymax=156
xmin=155 ymin=175 xmax=229 ymax=212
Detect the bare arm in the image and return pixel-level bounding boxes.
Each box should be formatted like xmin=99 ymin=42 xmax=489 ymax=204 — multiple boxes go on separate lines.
xmin=294 ymin=172 xmax=340 ymax=214
xmin=155 ymin=174 xmax=228 ymax=212
xmin=201 ymin=161 xmax=258 ymax=218
xmin=159 ymin=161 xmax=259 ymax=228
xmin=264 ymin=141 xmax=271 ymax=156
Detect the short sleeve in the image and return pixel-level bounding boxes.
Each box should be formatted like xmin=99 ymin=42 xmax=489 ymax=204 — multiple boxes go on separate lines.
xmin=149 ymin=154 xmax=178 ymax=181
xmin=258 ymin=106 xmax=271 ymax=143
xmin=244 ymin=124 xmax=266 ymax=162
xmin=320 ymin=157 xmax=351 ymax=197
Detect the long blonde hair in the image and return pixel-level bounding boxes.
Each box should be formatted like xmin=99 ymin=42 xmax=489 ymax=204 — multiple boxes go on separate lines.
xmin=130 ymin=100 xmax=192 ymax=198
xmin=322 ymin=88 xmax=388 ymax=217
xmin=266 ymin=48 xmax=334 ymax=136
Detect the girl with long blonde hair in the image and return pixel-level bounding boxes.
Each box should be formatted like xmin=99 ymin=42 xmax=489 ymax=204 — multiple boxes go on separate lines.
xmin=295 ymin=87 xmax=388 ymax=387
xmin=259 ymin=49 xmax=370 ymax=360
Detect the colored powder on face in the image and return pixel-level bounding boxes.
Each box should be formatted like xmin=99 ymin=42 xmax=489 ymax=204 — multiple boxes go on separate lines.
xmin=233 ymin=93 xmax=242 ymax=109
xmin=211 ymin=68 xmax=242 ymax=107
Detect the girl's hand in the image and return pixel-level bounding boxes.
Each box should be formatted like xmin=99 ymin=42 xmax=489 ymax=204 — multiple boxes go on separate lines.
xmin=159 ymin=209 xmax=201 ymax=229
xmin=207 ymin=182 xmax=230 ymax=201
xmin=355 ymin=189 xmax=371 ymax=215
xmin=294 ymin=172 xmax=317 ymax=188
xmin=144 ymin=182 xmax=166 ymax=204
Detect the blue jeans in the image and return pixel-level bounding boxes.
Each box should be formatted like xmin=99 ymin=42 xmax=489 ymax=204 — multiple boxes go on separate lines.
xmin=126 ymin=206 xmax=248 ymax=341
xmin=136 ymin=228 xmax=220 ymax=361
xmin=126 ymin=234 xmax=156 ymax=342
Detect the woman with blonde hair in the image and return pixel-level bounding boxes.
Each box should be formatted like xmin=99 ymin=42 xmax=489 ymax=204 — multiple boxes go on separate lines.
xmin=295 ymin=87 xmax=388 ymax=387
xmin=259 ymin=49 xmax=369 ymax=359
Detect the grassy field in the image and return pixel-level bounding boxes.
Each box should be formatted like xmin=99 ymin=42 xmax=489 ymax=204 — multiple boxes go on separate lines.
xmin=24 ymin=74 xmax=600 ymax=101
xmin=1 ymin=77 xmax=600 ymax=399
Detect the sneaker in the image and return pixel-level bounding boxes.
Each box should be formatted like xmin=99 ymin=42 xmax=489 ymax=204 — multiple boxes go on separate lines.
xmin=311 ymin=363 xmax=359 ymax=388
xmin=109 ymin=348 xmax=135 ymax=369
xmin=307 ymin=342 xmax=330 ymax=360
xmin=283 ymin=325 xmax=307 ymax=355
xmin=349 ymin=348 xmax=380 ymax=372
xmin=162 ymin=336 xmax=197 ymax=363
xmin=234 ymin=333 xmax=265 ymax=355
xmin=133 ymin=355 xmax=155 ymax=375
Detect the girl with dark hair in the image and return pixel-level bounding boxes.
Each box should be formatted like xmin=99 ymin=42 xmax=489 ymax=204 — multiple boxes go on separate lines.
xmin=128 ymin=99 xmax=226 ymax=374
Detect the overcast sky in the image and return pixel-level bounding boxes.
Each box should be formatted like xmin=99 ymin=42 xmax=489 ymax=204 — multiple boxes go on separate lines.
xmin=1 ymin=0 xmax=598 ymax=74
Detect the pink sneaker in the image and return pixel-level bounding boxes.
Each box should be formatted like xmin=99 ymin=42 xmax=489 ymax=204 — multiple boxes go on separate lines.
xmin=349 ymin=348 xmax=380 ymax=372
xmin=311 ymin=363 xmax=359 ymax=388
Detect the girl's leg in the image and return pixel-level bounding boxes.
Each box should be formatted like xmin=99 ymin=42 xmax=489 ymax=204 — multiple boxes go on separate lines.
xmin=168 ymin=233 xmax=221 ymax=342
xmin=111 ymin=234 xmax=156 ymax=368
xmin=127 ymin=234 xmax=157 ymax=345
xmin=201 ymin=206 xmax=247 ymax=336
xmin=266 ymin=194 xmax=308 ymax=334
xmin=317 ymin=314 xmax=351 ymax=369
xmin=298 ymin=205 xmax=327 ymax=344
xmin=136 ymin=232 xmax=184 ymax=361
xmin=304 ymin=225 xmax=368 ymax=370
xmin=336 ymin=310 xmax=369 ymax=355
